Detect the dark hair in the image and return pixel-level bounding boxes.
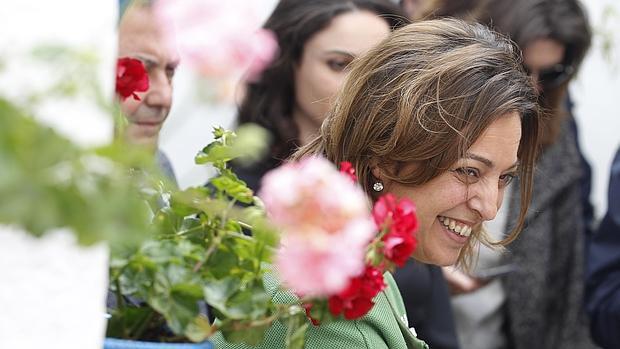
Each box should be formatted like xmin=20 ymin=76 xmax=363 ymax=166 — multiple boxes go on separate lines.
xmin=477 ymin=0 xmax=591 ymax=145
xmin=237 ymin=0 xmax=408 ymax=162
xmin=412 ymin=0 xmax=488 ymax=21
xmin=294 ymin=18 xmax=540 ymax=266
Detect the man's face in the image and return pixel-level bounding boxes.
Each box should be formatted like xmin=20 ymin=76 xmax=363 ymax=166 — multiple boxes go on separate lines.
xmin=118 ymin=5 xmax=179 ymax=149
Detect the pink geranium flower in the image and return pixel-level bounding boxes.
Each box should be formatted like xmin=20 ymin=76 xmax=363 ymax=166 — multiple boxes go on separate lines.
xmin=260 ymin=157 xmax=375 ymax=297
xmin=153 ymin=0 xmax=277 ymax=81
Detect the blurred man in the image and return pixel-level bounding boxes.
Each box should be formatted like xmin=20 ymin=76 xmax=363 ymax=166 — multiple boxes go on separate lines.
xmin=118 ymin=1 xmax=179 ymax=182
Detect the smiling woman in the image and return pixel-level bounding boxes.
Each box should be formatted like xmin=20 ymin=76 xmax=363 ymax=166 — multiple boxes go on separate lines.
xmin=213 ymin=18 xmax=540 ymax=349
xmin=295 ymin=18 xmax=540 ymax=270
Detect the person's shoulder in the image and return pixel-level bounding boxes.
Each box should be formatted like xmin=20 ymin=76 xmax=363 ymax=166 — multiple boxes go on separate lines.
xmin=211 ymin=270 xmax=428 ymax=349
xmin=156 ymin=149 xmax=177 ymax=185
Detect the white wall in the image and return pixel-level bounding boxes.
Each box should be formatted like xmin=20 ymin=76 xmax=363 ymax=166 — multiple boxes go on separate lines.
xmin=0 ymin=2 xmax=116 ymax=348
xmin=161 ymin=0 xmax=620 ymax=218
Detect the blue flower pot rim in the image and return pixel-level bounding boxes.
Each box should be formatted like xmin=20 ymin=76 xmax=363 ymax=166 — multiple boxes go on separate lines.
xmin=104 ymin=338 xmax=212 ymax=349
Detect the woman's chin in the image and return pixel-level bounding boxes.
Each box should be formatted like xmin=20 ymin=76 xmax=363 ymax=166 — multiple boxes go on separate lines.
xmin=411 ymin=250 xmax=459 ymax=267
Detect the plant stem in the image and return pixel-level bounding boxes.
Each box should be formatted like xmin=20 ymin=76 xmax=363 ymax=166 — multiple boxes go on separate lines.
xmin=238 ymin=221 xmax=252 ymax=230
xmin=130 ymin=308 xmax=155 ymax=340
xmin=230 ymin=313 xmax=279 ymax=331
xmin=114 ymin=278 xmax=128 ymax=338
xmin=176 ymin=224 xmax=204 ymax=237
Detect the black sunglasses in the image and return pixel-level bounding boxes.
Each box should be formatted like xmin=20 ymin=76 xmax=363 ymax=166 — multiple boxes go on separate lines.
xmin=524 ymin=63 xmax=575 ymax=88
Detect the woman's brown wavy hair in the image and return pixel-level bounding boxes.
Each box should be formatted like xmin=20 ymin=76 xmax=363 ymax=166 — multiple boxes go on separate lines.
xmin=294 ymin=18 xmax=541 ymax=267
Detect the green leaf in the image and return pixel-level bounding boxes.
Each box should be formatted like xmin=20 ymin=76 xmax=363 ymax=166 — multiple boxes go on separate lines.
xmin=206 ymin=249 xmax=239 ymax=280
xmin=149 ymin=278 xmax=203 ymax=334
xmin=169 ymin=187 xmax=213 ymax=216
xmin=203 ymin=277 xmax=239 ymax=315
xmin=195 ymin=125 xmax=269 ymax=168
xmin=210 ymin=175 xmax=253 ymax=204
xmin=220 ymin=321 xmax=271 ymax=346
xmin=184 ymin=316 xmax=213 ymax=343
xmin=224 ymin=280 xmax=272 ymax=319
xmin=195 ymin=142 xmax=234 ymax=165
xmin=105 ymin=306 xmax=155 ymax=339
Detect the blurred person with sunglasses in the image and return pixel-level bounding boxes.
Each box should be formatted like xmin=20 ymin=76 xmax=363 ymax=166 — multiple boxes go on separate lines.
xmin=477 ymin=2 xmax=597 ymax=346
xmin=412 ymin=0 xmax=597 ymax=348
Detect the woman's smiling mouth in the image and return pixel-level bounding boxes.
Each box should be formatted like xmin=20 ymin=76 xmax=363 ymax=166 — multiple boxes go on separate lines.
xmin=438 ymin=216 xmax=472 ymax=237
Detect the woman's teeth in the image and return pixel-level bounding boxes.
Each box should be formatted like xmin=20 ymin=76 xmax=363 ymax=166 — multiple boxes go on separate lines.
xmin=439 ymin=216 xmax=472 ymax=237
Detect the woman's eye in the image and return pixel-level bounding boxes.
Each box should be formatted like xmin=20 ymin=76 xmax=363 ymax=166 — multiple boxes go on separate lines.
xmin=327 ymin=59 xmax=350 ymax=72
xmin=453 ymin=167 xmax=480 ymax=183
xmin=457 ymin=167 xmax=479 ymax=177
xmin=499 ymin=173 xmax=516 ymax=187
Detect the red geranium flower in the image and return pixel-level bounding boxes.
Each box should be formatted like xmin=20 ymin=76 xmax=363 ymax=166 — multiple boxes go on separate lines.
xmin=328 ymin=265 xmax=386 ymax=320
xmin=339 ymin=161 xmax=357 ymax=182
xmin=373 ymin=194 xmax=418 ymax=234
xmin=382 ymin=230 xmax=417 ymax=267
xmin=116 ymin=57 xmax=149 ymax=101
xmin=372 ymin=193 xmax=398 ymax=228
xmin=302 ymin=303 xmax=321 ymax=326
xmin=372 ymin=194 xmax=418 ymax=266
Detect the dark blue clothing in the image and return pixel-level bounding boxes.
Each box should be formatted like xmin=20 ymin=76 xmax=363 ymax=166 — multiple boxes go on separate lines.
xmin=566 ymin=96 xmax=595 ymax=237
xmin=586 ymin=147 xmax=620 ymax=348
xmin=394 ymin=261 xmax=460 ymax=349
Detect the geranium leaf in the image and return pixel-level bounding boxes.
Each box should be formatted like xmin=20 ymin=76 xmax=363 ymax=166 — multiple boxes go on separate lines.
xmin=210 ymin=175 xmax=254 ymax=204
xmin=203 ymin=277 xmax=239 ymax=315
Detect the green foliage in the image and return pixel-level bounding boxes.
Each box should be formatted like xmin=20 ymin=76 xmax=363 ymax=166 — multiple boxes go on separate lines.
xmin=108 ymin=127 xmax=307 ymax=347
xmin=0 ymin=94 xmax=305 ymax=346
xmin=195 ymin=124 xmax=269 ymax=169
xmin=0 ymin=97 xmax=151 ymax=247
xmin=1 ymin=41 xmax=304 ymax=347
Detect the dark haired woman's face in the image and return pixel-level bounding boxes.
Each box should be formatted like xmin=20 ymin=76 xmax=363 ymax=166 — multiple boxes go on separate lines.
xmin=523 ymin=38 xmax=566 ymax=93
xmin=292 ymin=10 xmax=390 ymax=144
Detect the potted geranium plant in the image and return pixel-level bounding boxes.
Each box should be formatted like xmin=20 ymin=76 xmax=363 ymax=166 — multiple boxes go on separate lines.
xmin=104 ymin=132 xmax=421 ymax=349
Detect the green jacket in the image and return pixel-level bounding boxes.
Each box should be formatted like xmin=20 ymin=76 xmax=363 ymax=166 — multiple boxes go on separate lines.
xmin=212 ymin=272 xmax=429 ymax=349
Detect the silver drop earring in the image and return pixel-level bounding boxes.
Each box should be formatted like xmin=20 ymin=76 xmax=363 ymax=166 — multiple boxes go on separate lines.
xmin=372 ymin=181 xmax=384 ymax=192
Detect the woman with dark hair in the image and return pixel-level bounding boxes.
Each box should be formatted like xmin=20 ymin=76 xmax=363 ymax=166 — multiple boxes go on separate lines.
xmin=429 ymin=1 xmax=596 ymax=348
xmin=215 ymin=18 xmax=541 ymax=348
xmin=232 ymin=0 xmax=408 ymax=191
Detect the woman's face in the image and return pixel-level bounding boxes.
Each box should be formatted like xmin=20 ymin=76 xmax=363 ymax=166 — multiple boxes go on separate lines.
xmin=383 ymin=113 xmax=522 ymax=266
xmin=293 ymin=10 xmax=390 ymax=138
xmin=523 ymin=38 xmax=566 ymax=92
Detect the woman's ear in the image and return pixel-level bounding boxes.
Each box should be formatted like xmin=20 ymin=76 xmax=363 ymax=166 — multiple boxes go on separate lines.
xmin=370 ymin=161 xmax=402 ymax=192
xmin=371 ymin=166 xmax=384 ymax=182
